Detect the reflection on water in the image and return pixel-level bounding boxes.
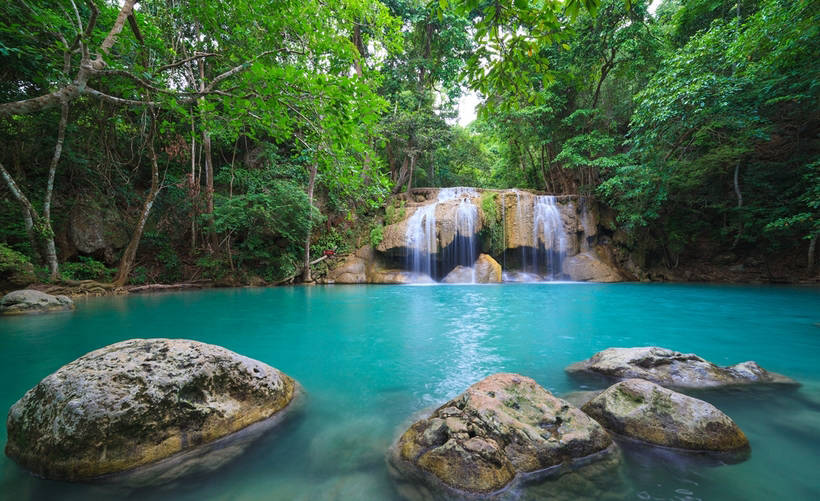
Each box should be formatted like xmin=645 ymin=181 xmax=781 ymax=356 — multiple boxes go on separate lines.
xmin=433 ymin=291 xmax=506 ymax=400
xmin=0 ymin=284 xmax=819 ymax=500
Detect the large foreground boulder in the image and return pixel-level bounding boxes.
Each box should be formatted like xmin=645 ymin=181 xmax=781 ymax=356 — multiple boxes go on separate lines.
xmin=388 ymin=373 xmax=615 ymax=498
xmin=581 ymin=379 xmax=749 ymax=452
xmin=0 ymin=289 xmax=74 ymax=315
xmin=5 ymin=338 xmax=297 ymax=481
xmin=566 ymin=346 xmax=798 ymax=389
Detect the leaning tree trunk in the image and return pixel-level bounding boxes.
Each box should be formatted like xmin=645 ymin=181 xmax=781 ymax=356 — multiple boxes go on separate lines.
xmin=302 ymin=162 xmax=318 ymax=283
xmin=113 ymin=130 xmax=160 ymax=287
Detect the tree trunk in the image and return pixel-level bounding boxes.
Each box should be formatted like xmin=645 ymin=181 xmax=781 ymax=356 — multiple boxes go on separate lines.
xmin=203 ymin=129 xmax=217 ymax=251
xmin=42 ymin=100 xmax=69 ymax=280
xmin=809 ymin=234 xmax=817 ymax=275
xmin=733 ymin=161 xmax=744 ymax=247
xmin=302 ymin=162 xmax=318 ymax=282
xmin=113 ymin=128 xmax=161 ymax=286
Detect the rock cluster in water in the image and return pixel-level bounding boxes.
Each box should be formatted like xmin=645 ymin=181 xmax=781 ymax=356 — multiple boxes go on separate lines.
xmin=4 ymin=336 xmax=797 ymax=496
xmin=0 ymin=289 xmax=74 ymax=315
xmin=565 ymin=346 xmax=799 ymax=389
xmin=5 ymin=338 xmax=297 ymax=481
xmin=388 ymin=373 xmax=615 ymax=497
xmin=581 ymin=379 xmax=749 ymax=452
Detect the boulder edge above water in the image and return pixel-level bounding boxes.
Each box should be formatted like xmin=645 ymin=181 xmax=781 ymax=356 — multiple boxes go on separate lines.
xmin=0 ymin=289 xmax=74 ymax=315
xmin=388 ymin=373 xmax=615 ymax=498
xmin=5 ymin=338 xmax=297 ymax=481
xmin=581 ymin=379 xmax=749 ymax=452
xmin=565 ymin=346 xmax=798 ymax=389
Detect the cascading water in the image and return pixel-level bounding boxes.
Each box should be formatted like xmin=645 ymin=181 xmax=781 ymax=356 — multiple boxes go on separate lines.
xmin=442 ymin=196 xmax=479 ymax=282
xmin=405 ymin=187 xmax=479 ymax=281
xmin=531 ymin=195 xmax=567 ymax=279
xmin=405 ymin=203 xmax=438 ymax=278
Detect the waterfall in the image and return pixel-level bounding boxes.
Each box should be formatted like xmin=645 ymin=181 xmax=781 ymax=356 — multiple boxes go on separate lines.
xmin=531 ymin=195 xmax=567 ymax=279
xmin=405 ymin=187 xmax=479 ymax=280
xmin=442 ymin=196 xmax=479 ymax=282
xmin=405 ymin=203 xmax=438 ymax=278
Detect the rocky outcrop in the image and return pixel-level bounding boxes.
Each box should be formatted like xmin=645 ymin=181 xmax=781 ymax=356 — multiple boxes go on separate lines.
xmin=327 ymin=255 xmax=367 ymax=284
xmin=69 ymin=198 xmax=129 ymax=264
xmin=499 ymin=191 xmax=579 ymax=256
xmin=388 ymin=373 xmax=615 ymax=497
xmin=566 ymin=346 xmax=799 ymax=389
xmin=562 ymin=252 xmax=622 ymax=282
xmin=581 ymin=379 xmax=749 ymax=452
xmin=475 ymin=254 xmax=502 ymax=283
xmin=0 ymin=289 xmax=74 ymax=315
xmin=440 ymin=255 xmax=502 ymax=284
xmin=441 ymin=265 xmax=475 ymax=284
xmin=5 ymin=338 xmax=297 ymax=481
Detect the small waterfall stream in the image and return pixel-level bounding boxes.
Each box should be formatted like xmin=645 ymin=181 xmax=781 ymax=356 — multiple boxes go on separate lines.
xmin=405 ymin=187 xmax=479 ymax=281
xmin=531 ymin=195 xmax=567 ymax=279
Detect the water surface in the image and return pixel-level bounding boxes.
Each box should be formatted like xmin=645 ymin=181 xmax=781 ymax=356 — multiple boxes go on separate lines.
xmin=1 ymin=283 xmax=818 ymax=500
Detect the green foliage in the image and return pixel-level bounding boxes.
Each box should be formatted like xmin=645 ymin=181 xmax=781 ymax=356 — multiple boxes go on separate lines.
xmin=0 ymin=242 xmax=35 ymax=287
xmin=60 ymin=257 xmax=115 ymax=282
xmin=479 ymin=192 xmax=505 ymax=258
xmin=128 ymin=266 xmax=149 ymax=286
xmin=385 ymin=199 xmax=406 ymax=225
xmin=369 ymin=224 xmax=384 ymax=247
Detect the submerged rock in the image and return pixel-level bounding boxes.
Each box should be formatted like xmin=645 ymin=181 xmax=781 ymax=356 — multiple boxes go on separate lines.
xmin=388 ymin=373 xmax=615 ymax=498
xmin=566 ymin=346 xmax=798 ymax=389
xmin=581 ymin=379 xmax=749 ymax=452
xmin=5 ymin=338 xmax=297 ymax=481
xmin=0 ymin=289 xmax=74 ymax=315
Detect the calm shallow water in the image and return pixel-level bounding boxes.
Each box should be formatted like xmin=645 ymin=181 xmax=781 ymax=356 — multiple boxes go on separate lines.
xmin=0 ymin=283 xmax=818 ymax=500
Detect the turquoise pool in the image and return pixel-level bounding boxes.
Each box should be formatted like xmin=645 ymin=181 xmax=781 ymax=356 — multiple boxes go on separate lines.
xmin=1 ymin=283 xmax=818 ymax=500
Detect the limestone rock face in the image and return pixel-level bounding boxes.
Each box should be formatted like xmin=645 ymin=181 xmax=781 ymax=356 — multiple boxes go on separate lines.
xmin=0 ymin=289 xmax=74 ymax=315
xmin=475 ymin=254 xmax=502 ymax=283
xmin=562 ymin=252 xmax=622 ymax=282
xmin=388 ymin=373 xmax=614 ymax=496
xmin=5 ymin=338 xmax=296 ymax=481
xmin=566 ymin=346 xmax=798 ymax=389
xmin=582 ymin=379 xmax=749 ymax=452
xmin=69 ymin=199 xmax=129 ymax=263
xmin=327 ymin=255 xmax=367 ymax=284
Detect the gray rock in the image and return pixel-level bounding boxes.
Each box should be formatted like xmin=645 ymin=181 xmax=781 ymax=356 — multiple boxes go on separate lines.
xmin=388 ymin=373 xmax=615 ymax=498
xmin=5 ymin=338 xmax=297 ymax=481
xmin=441 ymin=265 xmax=475 ymax=284
xmin=566 ymin=346 xmax=799 ymax=389
xmin=561 ymin=252 xmax=623 ymax=282
xmin=69 ymin=199 xmax=129 ymax=263
xmin=0 ymin=289 xmax=74 ymax=315
xmin=581 ymin=379 xmax=749 ymax=452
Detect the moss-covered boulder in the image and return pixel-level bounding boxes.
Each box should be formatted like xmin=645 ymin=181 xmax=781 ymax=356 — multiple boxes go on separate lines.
xmin=0 ymin=289 xmax=74 ymax=315
xmin=5 ymin=338 xmax=297 ymax=481
xmin=581 ymin=379 xmax=749 ymax=452
xmin=0 ymin=244 xmax=36 ymax=292
xmin=566 ymin=346 xmax=798 ymax=389
xmin=388 ymin=373 xmax=615 ymax=498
